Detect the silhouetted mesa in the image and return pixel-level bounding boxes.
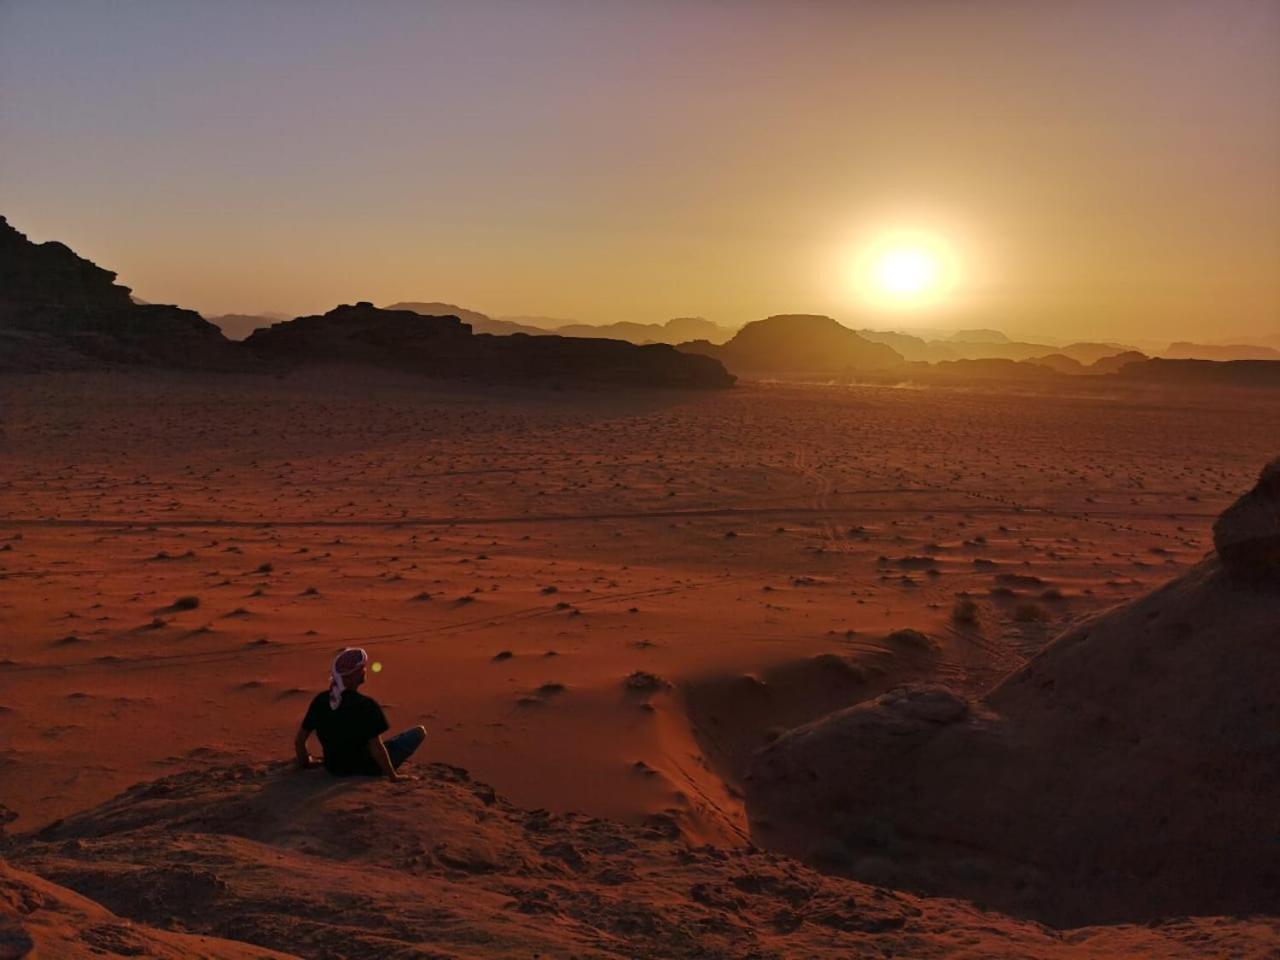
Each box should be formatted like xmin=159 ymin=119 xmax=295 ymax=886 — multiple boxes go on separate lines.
xmin=680 ymin=314 xmax=904 ymax=378
xmin=0 ymin=216 xmax=236 ymax=370
xmin=746 ymin=458 xmax=1280 ymax=926
xmin=245 ymin=302 xmax=735 ymax=388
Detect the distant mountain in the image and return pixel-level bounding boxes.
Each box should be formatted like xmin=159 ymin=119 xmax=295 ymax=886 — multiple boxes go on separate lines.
xmin=555 ymin=316 xmax=731 ymax=345
xmin=922 ymin=357 xmax=1065 ymax=381
xmin=680 ymin=315 xmax=904 ymax=378
xmin=948 ymin=328 xmax=1010 ymax=343
xmin=855 ymin=330 xmax=1141 ymax=367
xmin=205 ymin=313 xmax=289 ymax=341
xmin=390 ymin=303 xmax=731 ymax=345
xmin=0 ymin=215 xmax=236 ymax=370
xmin=1089 ymin=350 xmax=1148 ymax=375
xmin=245 ymin=302 xmax=734 ymax=388
xmin=1027 ymin=348 xmax=1149 ymax=376
xmin=1057 ymin=341 xmax=1142 ymax=365
xmin=857 ymin=330 xmax=958 ymax=362
xmin=495 ymin=314 xmax=574 ymax=330
xmin=384 ymin=301 xmax=548 ymax=336
xmin=1162 ymin=342 xmax=1280 ymax=361
xmin=1028 ymin=353 xmax=1086 ymax=375
xmin=657 ymin=316 xmax=729 ymax=342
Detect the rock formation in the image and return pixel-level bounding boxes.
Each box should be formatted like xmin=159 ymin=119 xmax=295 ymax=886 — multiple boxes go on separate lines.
xmin=1088 ymin=349 xmax=1148 ymax=374
xmin=1116 ymin=357 xmax=1280 ymax=388
xmin=680 ymin=315 xmax=904 ymax=378
xmin=385 ymin=300 xmax=548 ymax=336
xmin=555 ymin=316 xmax=730 ymax=344
xmin=389 ymin=302 xmax=732 ymax=344
xmin=1214 ymin=457 xmax=1280 ymax=583
xmin=857 ymin=329 xmax=959 ymax=362
xmin=1057 ymin=341 xmax=1144 ymax=365
xmin=0 ymin=216 xmax=236 ymax=369
xmin=246 ymin=302 xmax=735 ymax=388
xmin=7 ymin=761 xmax=1275 ymax=958
xmin=0 ymin=861 xmax=294 ymax=959
xmin=746 ymin=460 xmax=1280 ymax=925
xmin=1028 ymin=353 xmax=1086 ymax=375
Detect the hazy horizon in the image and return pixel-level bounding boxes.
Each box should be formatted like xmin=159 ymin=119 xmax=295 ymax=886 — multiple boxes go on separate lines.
xmin=2 ymin=0 xmax=1277 ymax=342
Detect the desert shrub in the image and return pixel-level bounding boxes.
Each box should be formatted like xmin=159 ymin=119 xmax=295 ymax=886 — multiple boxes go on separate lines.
xmin=951 ymin=598 xmax=979 ymax=624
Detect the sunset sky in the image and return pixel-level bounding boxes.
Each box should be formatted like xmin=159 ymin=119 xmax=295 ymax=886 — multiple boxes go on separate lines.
xmin=2 ymin=0 xmax=1277 ymax=342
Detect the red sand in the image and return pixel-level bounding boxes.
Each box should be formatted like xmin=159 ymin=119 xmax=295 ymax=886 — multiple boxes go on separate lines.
xmin=2 ymin=369 xmax=1278 ymax=956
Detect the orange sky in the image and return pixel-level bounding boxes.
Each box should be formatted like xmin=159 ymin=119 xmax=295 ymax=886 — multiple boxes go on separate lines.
xmin=2 ymin=1 xmax=1277 ymax=343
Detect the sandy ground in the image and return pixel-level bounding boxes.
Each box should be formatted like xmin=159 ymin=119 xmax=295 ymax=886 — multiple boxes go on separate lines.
xmin=5 ymin=368 xmax=1280 ymax=957
xmin=2 ymin=369 xmax=1276 ymax=849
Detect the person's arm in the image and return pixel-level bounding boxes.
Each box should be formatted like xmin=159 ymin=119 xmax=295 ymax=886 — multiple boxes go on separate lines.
xmin=295 ymin=726 xmax=319 ymax=769
xmin=367 ymin=736 xmax=400 ymax=781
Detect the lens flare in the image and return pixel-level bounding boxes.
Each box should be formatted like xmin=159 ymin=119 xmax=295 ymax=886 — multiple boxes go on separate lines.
xmin=371 ymin=661 xmax=383 ymax=673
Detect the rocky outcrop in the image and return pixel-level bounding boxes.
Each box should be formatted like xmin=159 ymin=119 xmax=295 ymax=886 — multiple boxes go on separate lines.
xmin=747 ymin=462 xmax=1280 ymax=925
xmin=1028 ymin=353 xmax=1086 ymax=375
xmin=0 ymin=861 xmax=296 ymax=959
xmin=1116 ymin=357 xmax=1280 ymax=388
xmin=1088 ymin=349 xmax=1148 ymax=374
xmin=246 ymin=302 xmax=735 ymax=388
xmin=7 ymin=762 xmax=1276 ymax=958
xmin=0 ymin=220 xmax=729 ymax=387
xmin=1214 ymin=457 xmax=1280 ymax=583
xmin=681 ymin=315 xmax=904 ymax=379
xmin=0 ymin=216 xmax=237 ymax=369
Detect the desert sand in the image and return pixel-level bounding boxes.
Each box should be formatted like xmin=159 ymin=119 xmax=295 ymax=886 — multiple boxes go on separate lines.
xmin=3 ymin=368 xmax=1279 ymax=956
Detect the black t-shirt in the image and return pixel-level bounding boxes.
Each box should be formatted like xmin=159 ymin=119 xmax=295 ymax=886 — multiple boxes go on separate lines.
xmin=302 ymin=690 xmax=390 ymax=776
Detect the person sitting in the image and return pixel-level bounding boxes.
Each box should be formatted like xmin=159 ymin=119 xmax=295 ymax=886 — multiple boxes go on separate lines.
xmin=294 ymin=647 xmax=425 ymax=781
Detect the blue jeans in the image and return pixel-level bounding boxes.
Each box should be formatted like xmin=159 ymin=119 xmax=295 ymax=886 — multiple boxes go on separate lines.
xmin=383 ymin=726 xmax=425 ymax=769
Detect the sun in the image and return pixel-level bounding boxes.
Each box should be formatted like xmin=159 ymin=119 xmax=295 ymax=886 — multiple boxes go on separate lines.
xmin=853 ymin=230 xmax=958 ymax=309
xmin=875 ymin=246 xmax=939 ymax=297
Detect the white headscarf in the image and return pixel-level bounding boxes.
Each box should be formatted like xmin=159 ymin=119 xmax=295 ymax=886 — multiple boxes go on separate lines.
xmin=329 ymin=647 xmax=369 ymax=710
